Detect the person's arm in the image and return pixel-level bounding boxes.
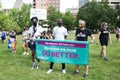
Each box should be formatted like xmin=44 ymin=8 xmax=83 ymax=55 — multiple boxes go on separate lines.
xmin=96 ymin=31 xmax=101 ymax=45
xmin=64 ymin=35 xmax=67 ymax=40
xmin=109 ymin=32 xmax=112 ymax=45
xmin=90 ymin=34 xmax=95 ymax=44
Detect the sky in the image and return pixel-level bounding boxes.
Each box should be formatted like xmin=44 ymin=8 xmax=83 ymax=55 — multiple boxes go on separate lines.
xmin=0 ymin=0 xmax=78 ymax=13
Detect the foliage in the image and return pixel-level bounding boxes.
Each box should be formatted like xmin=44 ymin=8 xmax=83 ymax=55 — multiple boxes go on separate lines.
xmin=0 ymin=12 xmax=21 ymax=32
xmin=8 ymin=4 xmax=32 ymax=32
xmin=77 ymin=2 xmax=117 ymax=30
xmin=62 ymin=11 xmax=75 ymax=30
xmin=115 ymin=5 xmax=120 ymax=27
xmin=47 ymin=6 xmax=62 ymax=29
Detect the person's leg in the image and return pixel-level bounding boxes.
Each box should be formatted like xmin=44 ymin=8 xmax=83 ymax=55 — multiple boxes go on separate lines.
xmin=62 ymin=63 xmax=65 ymax=70
xmin=25 ymin=43 xmax=29 ymax=55
xmin=50 ymin=62 xmax=54 ymax=69
xmin=1 ymin=38 xmax=4 ymax=43
xmin=47 ymin=62 xmax=54 ymax=74
xmin=31 ymin=50 xmax=35 ymax=69
xmin=36 ymin=59 xmax=40 ymax=69
xmin=102 ymin=45 xmax=109 ymax=61
xmin=62 ymin=63 xmax=66 ymax=73
xmin=83 ymin=65 xmax=89 ymax=78
xmin=72 ymin=65 xmax=80 ymax=74
xmin=102 ymin=45 xmax=106 ymax=57
xmin=22 ymin=42 xmax=26 ymax=55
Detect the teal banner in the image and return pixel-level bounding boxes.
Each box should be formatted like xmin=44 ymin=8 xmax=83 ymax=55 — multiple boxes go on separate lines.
xmin=35 ymin=39 xmax=89 ymax=65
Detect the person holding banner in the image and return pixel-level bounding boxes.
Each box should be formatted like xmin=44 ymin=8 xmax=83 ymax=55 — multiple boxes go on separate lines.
xmin=28 ymin=17 xmax=43 ymax=69
xmin=72 ymin=20 xmax=95 ymax=78
xmin=47 ymin=18 xmax=68 ymax=74
xmin=96 ymin=22 xmax=112 ymax=61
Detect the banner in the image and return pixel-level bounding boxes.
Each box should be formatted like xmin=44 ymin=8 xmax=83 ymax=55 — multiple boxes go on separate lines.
xmin=36 ymin=39 xmax=89 ymax=65
xmin=30 ymin=8 xmax=47 ymax=20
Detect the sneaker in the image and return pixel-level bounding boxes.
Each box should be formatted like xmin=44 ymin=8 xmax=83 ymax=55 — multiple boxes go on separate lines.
xmin=47 ymin=69 xmax=53 ymax=74
xmin=31 ymin=63 xmax=35 ymax=70
xmin=23 ymin=52 xmax=26 ymax=55
xmin=104 ymin=57 xmax=109 ymax=61
xmin=72 ymin=70 xmax=79 ymax=74
xmin=62 ymin=69 xmax=66 ymax=74
xmin=26 ymin=52 xmax=29 ymax=55
xmin=83 ymin=73 xmax=88 ymax=78
xmin=36 ymin=66 xmax=39 ymax=69
xmin=36 ymin=63 xmax=39 ymax=69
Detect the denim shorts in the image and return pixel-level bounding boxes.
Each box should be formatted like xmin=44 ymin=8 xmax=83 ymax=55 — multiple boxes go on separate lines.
xmin=29 ymin=40 xmax=36 ymax=51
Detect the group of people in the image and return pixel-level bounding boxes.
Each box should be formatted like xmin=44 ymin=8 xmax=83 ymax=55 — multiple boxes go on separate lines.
xmin=24 ymin=16 xmax=112 ymax=78
xmin=0 ymin=16 xmax=115 ymax=78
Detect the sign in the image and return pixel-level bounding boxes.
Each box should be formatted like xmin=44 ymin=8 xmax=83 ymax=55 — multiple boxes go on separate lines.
xmin=36 ymin=39 xmax=89 ymax=65
xmin=30 ymin=8 xmax=47 ymax=20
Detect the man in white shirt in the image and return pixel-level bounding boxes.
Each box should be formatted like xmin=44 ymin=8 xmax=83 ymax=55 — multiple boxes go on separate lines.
xmin=47 ymin=18 xmax=68 ymax=74
xmin=28 ymin=17 xmax=43 ymax=69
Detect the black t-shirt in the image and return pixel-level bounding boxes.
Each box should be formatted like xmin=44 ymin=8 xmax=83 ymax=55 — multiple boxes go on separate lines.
xmin=99 ymin=28 xmax=109 ymax=39
xmin=10 ymin=32 xmax=16 ymax=39
xmin=75 ymin=28 xmax=92 ymax=41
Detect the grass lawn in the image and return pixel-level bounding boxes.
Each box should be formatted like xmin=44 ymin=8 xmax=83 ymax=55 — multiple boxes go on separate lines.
xmin=0 ymin=34 xmax=120 ymax=80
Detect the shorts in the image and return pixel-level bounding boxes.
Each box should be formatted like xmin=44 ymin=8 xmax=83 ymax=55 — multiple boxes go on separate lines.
xmin=1 ymin=37 xmax=6 ymax=40
xmin=100 ymin=39 xmax=108 ymax=46
xmin=23 ymin=39 xmax=29 ymax=43
xmin=116 ymin=34 xmax=120 ymax=38
xmin=29 ymin=40 xmax=36 ymax=51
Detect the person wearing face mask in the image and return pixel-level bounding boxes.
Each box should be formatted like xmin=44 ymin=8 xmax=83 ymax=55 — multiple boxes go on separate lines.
xmin=72 ymin=20 xmax=95 ymax=78
xmin=28 ymin=17 xmax=43 ymax=69
xmin=47 ymin=18 xmax=68 ymax=74
xmin=96 ymin=22 xmax=112 ymax=61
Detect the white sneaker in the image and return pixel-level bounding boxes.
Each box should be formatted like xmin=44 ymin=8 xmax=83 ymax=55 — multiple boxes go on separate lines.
xmin=31 ymin=63 xmax=35 ymax=70
xmin=23 ymin=52 xmax=26 ymax=55
xmin=26 ymin=52 xmax=29 ymax=55
xmin=31 ymin=66 xmax=34 ymax=70
xmin=62 ymin=69 xmax=66 ymax=74
xmin=36 ymin=66 xmax=39 ymax=69
xmin=47 ymin=69 xmax=53 ymax=74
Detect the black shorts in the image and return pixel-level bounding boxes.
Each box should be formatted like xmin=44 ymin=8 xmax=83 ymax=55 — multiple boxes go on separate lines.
xmin=1 ymin=37 xmax=6 ymax=40
xmin=100 ymin=39 xmax=108 ymax=46
xmin=116 ymin=34 xmax=120 ymax=38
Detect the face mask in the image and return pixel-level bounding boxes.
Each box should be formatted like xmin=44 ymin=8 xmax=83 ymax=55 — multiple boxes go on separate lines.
xmin=58 ymin=22 xmax=62 ymax=27
xmin=32 ymin=19 xmax=38 ymax=27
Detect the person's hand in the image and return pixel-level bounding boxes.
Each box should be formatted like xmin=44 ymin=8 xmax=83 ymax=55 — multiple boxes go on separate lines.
xmin=110 ymin=41 xmax=112 ymax=45
xmin=96 ymin=41 xmax=99 ymax=45
xmin=90 ymin=40 xmax=94 ymax=44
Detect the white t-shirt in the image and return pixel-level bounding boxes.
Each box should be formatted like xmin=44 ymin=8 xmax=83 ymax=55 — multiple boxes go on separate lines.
xmin=53 ymin=26 xmax=68 ymax=40
xmin=28 ymin=25 xmax=43 ymax=39
xmin=22 ymin=30 xmax=29 ymax=40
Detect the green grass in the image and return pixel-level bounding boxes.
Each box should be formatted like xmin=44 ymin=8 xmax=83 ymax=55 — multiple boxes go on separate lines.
xmin=0 ymin=34 xmax=120 ymax=80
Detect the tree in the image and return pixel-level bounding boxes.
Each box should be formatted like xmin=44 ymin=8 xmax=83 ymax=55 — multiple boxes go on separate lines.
xmin=0 ymin=12 xmax=21 ymax=32
xmin=77 ymin=2 xmax=117 ymax=30
xmin=8 ymin=4 xmax=32 ymax=31
xmin=62 ymin=11 xmax=75 ymax=30
xmin=47 ymin=6 xmax=62 ymax=29
xmin=115 ymin=4 xmax=120 ymax=27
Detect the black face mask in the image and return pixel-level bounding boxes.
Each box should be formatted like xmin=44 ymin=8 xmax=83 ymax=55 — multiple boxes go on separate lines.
xmin=32 ymin=19 xmax=38 ymax=27
xmin=58 ymin=22 xmax=62 ymax=27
